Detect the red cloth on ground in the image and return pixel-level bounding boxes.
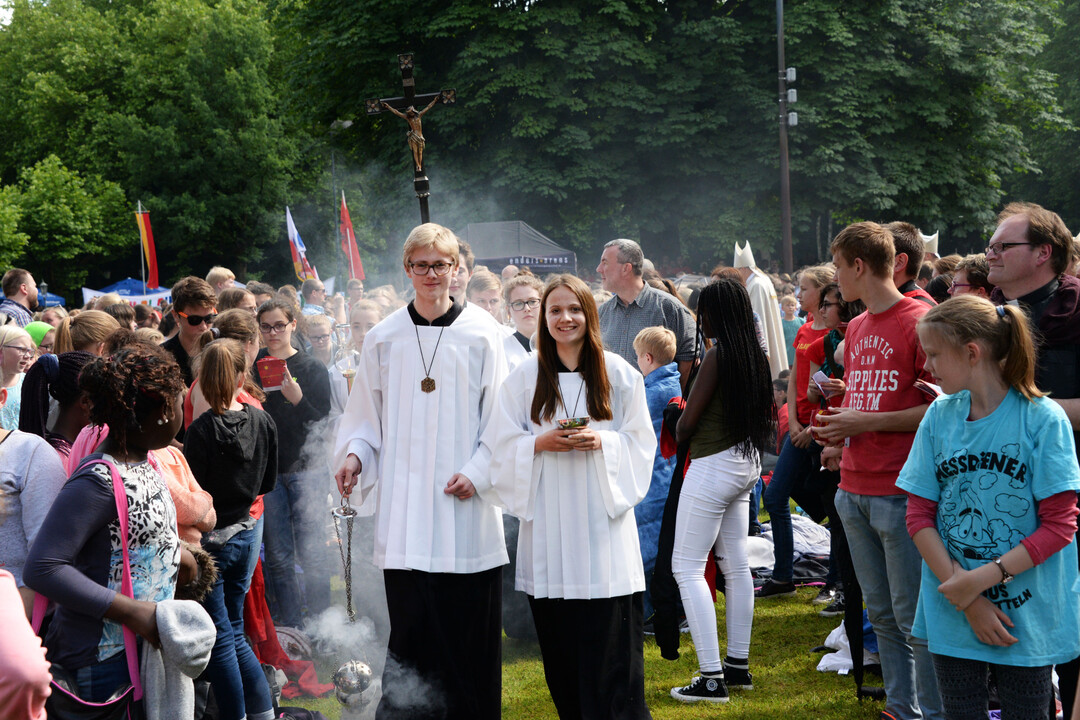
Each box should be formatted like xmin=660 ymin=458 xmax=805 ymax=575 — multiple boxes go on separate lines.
xmin=243 ymin=559 xmax=334 ymax=699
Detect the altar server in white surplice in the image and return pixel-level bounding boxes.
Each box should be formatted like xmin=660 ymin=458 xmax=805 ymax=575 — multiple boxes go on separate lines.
xmin=334 ymin=223 xmax=508 ymax=720
xmin=484 ymin=274 xmax=656 ymax=720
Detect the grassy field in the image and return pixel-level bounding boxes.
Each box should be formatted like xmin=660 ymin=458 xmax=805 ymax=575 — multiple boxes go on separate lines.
xmin=288 ymin=586 xmax=885 ymax=719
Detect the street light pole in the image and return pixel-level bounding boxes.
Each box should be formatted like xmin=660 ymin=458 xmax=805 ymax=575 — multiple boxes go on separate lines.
xmin=777 ymin=0 xmax=794 ymax=273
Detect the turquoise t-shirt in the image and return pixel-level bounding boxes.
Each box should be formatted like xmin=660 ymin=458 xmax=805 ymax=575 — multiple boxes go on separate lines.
xmin=782 ymin=316 xmax=804 ymax=361
xmin=897 ymin=388 xmax=1080 ymax=666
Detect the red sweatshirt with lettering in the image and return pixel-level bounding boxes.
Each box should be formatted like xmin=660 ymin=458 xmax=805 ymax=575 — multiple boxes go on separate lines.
xmin=839 ymin=297 xmax=932 ymax=496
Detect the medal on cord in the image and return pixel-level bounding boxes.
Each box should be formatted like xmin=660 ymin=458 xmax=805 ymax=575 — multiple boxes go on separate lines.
xmin=414 ymin=323 xmax=446 ymax=393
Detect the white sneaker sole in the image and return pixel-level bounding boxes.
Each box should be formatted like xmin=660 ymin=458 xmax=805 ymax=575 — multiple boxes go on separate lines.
xmin=669 ymin=688 xmax=729 ymax=704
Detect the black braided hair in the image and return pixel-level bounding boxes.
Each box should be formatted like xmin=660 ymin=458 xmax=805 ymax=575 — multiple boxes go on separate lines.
xmin=695 ymin=278 xmax=776 ymax=457
xmin=78 ymin=344 xmax=186 ymax=456
xmin=18 ymin=351 xmax=95 ymax=440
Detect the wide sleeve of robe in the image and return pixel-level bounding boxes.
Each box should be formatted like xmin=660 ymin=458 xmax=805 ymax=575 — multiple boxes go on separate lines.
xmin=593 ymin=352 xmax=657 ymax=519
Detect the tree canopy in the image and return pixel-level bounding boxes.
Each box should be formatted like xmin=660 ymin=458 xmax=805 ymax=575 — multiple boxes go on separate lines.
xmin=0 ymin=0 xmax=1075 ymax=297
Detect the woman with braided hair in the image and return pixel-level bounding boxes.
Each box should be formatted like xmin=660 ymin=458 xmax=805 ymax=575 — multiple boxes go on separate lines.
xmin=18 ymin=350 xmax=95 ymax=465
xmin=24 ymin=344 xmax=188 ymax=704
xmin=669 ymin=277 xmax=775 ymax=703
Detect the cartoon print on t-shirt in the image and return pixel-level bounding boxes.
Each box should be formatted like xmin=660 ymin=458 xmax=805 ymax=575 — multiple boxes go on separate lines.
xmin=935 ymin=445 xmax=1029 ymax=561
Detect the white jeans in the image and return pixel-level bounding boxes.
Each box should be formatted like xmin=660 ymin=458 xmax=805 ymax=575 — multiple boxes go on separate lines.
xmin=671 ymin=447 xmax=759 ymax=674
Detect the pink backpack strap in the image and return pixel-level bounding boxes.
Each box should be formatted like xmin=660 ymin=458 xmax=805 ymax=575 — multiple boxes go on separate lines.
xmin=75 ymin=457 xmax=145 ymax=701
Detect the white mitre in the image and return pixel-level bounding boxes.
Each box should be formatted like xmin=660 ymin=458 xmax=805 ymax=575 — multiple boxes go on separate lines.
xmin=920 ymin=230 xmax=939 ymax=256
xmin=734 ymin=241 xmax=756 ymax=269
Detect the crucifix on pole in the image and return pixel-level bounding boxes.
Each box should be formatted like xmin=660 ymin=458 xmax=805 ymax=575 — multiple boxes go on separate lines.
xmin=365 ymin=53 xmax=456 ymax=225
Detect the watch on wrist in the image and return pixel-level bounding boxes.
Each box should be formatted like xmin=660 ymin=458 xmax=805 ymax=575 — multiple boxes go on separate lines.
xmin=993 ymin=557 xmax=1014 ymax=584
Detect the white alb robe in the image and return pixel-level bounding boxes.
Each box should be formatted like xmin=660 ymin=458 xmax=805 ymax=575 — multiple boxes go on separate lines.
xmin=503 ymin=331 xmax=533 ymax=372
xmin=334 ymin=304 xmax=509 ymax=573
xmin=746 ymin=270 xmax=789 ymax=378
xmin=484 ymin=352 xmax=656 ymax=599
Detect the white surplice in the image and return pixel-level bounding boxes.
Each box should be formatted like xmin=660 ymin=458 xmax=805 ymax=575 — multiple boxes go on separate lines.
xmin=484 ymin=352 xmax=657 ymax=599
xmin=503 ymin=331 xmax=533 ymax=372
xmin=334 ymin=304 xmax=509 ymax=573
xmin=746 ymin=270 xmax=789 ymax=378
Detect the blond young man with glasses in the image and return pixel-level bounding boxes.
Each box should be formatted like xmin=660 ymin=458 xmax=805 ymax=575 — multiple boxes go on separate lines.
xmin=335 ymin=223 xmax=508 ymax=720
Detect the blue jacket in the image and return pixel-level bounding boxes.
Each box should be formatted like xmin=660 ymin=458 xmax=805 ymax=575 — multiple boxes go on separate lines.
xmin=635 ymin=362 xmax=681 ymax=572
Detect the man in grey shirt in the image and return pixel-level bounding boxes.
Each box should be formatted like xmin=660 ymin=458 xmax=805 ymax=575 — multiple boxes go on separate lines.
xmin=596 ymin=239 xmax=696 ymax=389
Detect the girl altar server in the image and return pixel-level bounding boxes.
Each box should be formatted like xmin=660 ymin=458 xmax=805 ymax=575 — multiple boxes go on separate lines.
xmin=486 ymin=274 xmax=656 ymax=719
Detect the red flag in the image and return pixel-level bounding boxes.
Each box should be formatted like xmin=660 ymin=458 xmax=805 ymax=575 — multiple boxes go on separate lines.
xmin=135 ymin=202 xmax=159 ymax=288
xmin=340 ymin=192 xmax=365 ymax=281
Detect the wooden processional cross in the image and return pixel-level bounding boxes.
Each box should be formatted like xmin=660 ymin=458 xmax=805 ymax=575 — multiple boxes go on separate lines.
xmin=365 ymin=53 xmax=456 ymax=225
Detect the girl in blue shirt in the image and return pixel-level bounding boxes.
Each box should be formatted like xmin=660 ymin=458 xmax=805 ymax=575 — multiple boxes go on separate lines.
xmin=897 ymin=295 xmax=1080 ymax=719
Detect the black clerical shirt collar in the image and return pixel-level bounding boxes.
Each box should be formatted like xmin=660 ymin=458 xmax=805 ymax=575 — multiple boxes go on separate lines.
xmin=553 ymin=357 xmax=581 ymax=374
xmin=408 ymin=299 xmax=464 ymax=327
xmin=897 ymin=279 xmax=920 ymax=295
xmin=1016 ymin=277 xmax=1059 ymax=326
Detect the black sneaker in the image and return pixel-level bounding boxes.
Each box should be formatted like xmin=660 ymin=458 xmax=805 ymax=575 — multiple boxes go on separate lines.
xmin=670 ymin=674 xmax=729 ymax=703
xmin=723 ymin=661 xmax=753 ymax=690
xmin=813 ymin=585 xmax=839 ymax=605
xmin=818 ymin=592 xmax=846 ymax=618
xmin=755 ymin=579 xmax=797 ymax=599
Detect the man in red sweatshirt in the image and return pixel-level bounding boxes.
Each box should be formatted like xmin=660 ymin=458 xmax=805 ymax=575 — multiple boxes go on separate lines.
xmin=817 ymin=222 xmax=943 ymax=720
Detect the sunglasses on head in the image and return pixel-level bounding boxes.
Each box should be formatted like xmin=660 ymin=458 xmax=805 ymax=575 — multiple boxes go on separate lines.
xmin=177 ymin=309 xmax=218 ymax=326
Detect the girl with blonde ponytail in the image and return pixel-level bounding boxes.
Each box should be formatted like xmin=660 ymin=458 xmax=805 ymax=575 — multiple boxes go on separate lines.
xmin=895 ymin=295 xmax=1080 ymax=718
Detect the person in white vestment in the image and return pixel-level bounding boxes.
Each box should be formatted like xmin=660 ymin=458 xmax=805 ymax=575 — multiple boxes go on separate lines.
xmin=485 ymin=274 xmax=656 ymax=720
xmin=734 ymin=241 xmax=789 ymax=378
xmin=502 ymin=274 xmax=544 ymax=372
xmin=669 ymin=277 xmax=775 ymax=703
xmin=334 ymin=223 xmax=508 ymax=720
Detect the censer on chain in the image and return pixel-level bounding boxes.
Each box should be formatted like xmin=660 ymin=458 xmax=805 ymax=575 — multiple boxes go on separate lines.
xmin=331 ymin=493 xmax=374 ymax=715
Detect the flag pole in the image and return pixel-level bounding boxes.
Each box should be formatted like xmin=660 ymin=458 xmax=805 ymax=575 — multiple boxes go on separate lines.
xmin=138 ymin=200 xmax=146 ymax=292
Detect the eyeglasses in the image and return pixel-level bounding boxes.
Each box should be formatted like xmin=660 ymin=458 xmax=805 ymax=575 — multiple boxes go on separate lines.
xmin=3 ymin=345 xmax=34 ymax=358
xmin=509 ymin=298 xmax=541 ymax=311
xmin=409 ymin=261 xmax=453 ymax=276
xmin=947 ymin=283 xmax=972 ymax=295
xmin=985 ymin=241 xmax=1032 ymax=255
xmin=311 ymin=287 xmax=326 ymax=294
xmin=309 ymin=333 xmax=331 ymax=342
xmin=260 ymin=322 xmax=290 ymax=335
xmin=177 ymin=309 xmax=218 ymax=326
xmin=38 ymin=344 xmax=54 ymax=353
xmin=819 ymin=302 xmax=841 ymax=309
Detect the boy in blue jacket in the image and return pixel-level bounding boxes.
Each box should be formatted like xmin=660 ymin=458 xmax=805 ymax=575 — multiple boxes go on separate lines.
xmin=634 ymin=327 xmax=683 ymax=619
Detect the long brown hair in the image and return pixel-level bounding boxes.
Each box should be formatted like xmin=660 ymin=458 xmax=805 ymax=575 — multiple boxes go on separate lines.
xmin=198 ymin=339 xmax=247 ymax=415
xmin=531 ymin=275 xmax=612 ymax=425
xmin=190 ymin=309 xmax=265 ymax=403
xmin=919 ymin=295 xmax=1043 ymax=401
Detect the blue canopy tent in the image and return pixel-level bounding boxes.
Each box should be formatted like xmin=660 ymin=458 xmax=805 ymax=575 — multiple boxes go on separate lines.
xmin=82 ymin=277 xmax=171 ymax=307
xmin=38 ymin=290 xmax=66 ymax=307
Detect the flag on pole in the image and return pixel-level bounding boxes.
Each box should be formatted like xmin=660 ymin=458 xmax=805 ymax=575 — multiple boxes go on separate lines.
xmin=135 ymin=201 xmax=159 ymax=289
xmin=285 ymin=207 xmax=318 ymax=281
xmin=340 ymin=192 xmax=365 ymax=281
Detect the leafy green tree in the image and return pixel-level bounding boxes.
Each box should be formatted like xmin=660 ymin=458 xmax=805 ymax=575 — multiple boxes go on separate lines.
xmin=6 ymin=155 xmax=128 ymax=292
xmin=0 ymin=0 xmax=298 ymax=288
xmin=0 ymin=186 xmax=30 ymax=269
xmin=1004 ymin=0 xmax=1080 ymax=232
xmin=279 ymin=0 xmax=1067 ymax=268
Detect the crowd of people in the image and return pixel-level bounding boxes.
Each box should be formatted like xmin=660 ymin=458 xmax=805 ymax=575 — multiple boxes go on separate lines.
xmin=1 ymin=200 xmax=1079 ymax=720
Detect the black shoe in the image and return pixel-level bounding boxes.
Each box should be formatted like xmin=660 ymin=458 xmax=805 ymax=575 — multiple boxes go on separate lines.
xmin=723 ymin=661 xmax=753 ymax=690
xmin=670 ymin=674 xmax=729 ymax=703
xmin=818 ymin=592 xmax=846 ymax=617
xmin=813 ymin=584 xmax=838 ymax=605
xmin=755 ymin=579 xmax=797 ymax=599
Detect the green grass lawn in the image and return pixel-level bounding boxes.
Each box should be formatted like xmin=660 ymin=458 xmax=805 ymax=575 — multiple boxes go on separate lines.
xmin=288 ymin=586 xmax=885 ymax=719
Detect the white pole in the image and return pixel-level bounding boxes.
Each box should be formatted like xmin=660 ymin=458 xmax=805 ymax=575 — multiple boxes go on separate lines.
xmin=137 ymin=201 xmax=146 ymax=292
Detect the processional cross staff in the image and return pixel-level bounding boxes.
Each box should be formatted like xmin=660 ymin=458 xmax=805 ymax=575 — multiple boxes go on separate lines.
xmin=365 ymin=53 xmax=456 ymax=225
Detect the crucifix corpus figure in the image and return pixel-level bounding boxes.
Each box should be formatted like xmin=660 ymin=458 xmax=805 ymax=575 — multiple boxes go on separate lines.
xmin=365 ymin=53 xmax=457 ymax=224
xmin=383 ymin=95 xmax=441 ymax=172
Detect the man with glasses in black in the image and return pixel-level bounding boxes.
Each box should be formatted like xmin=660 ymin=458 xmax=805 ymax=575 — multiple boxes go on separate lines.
xmin=987 ymin=201 xmax=1080 ymax=719
xmin=161 ymin=276 xmax=217 ymax=386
